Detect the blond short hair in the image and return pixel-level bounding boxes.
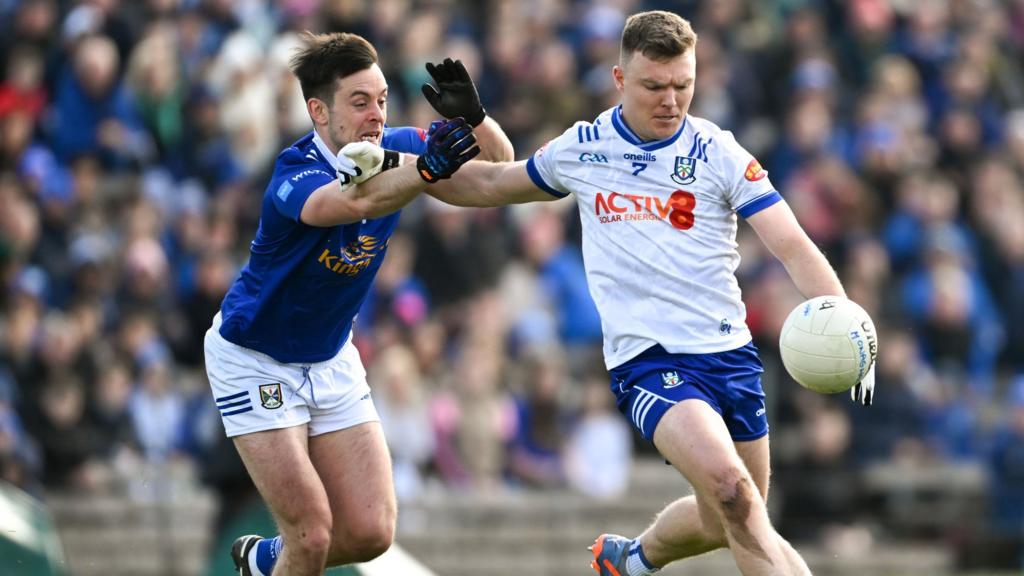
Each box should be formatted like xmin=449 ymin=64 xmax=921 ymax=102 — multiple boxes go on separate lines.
xmin=620 ymin=10 xmax=698 ymax=64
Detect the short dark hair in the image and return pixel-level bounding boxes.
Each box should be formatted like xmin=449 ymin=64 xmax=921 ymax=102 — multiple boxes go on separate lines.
xmin=620 ymin=11 xmax=698 ymax=64
xmin=289 ymin=32 xmax=379 ymax=104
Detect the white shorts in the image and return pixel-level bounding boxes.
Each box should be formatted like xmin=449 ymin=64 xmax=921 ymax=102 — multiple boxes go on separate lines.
xmin=204 ymin=313 xmax=379 ymax=438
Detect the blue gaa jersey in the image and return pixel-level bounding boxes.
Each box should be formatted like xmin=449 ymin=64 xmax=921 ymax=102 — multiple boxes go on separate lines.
xmin=219 ymin=127 xmax=427 ymax=363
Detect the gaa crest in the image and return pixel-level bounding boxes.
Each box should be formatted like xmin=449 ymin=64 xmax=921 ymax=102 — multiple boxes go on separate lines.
xmin=259 ymin=383 xmax=283 ymax=410
xmin=661 ymin=371 xmax=683 ymax=388
xmin=672 ymin=156 xmax=697 ymax=185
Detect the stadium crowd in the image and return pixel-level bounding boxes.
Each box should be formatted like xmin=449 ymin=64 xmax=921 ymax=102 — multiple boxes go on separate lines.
xmin=1 ymin=0 xmax=1024 ymax=564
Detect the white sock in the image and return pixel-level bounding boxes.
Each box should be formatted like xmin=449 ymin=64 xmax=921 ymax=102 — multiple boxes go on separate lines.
xmin=249 ymin=552 xmax=267 ymax=576
xmin=626 ymin=539 xmax=659 ymax=576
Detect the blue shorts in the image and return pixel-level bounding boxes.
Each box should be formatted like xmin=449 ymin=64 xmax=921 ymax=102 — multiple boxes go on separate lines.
xmin=608 ymin=342 xmax=768 ymax=442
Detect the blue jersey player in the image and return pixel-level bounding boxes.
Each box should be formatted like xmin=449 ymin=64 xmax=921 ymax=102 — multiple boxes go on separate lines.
xmin=204 ymin=32 xmax=512 ymax=576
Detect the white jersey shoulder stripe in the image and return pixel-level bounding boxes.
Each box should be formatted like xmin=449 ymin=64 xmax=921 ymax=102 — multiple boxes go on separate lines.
xmin=577 ymin=119 xmax=603 ymax=143
xmin=736 ymin=190 xmax=783 ymax=218
xmin=526 ymin=156 xmax=569 ymax=198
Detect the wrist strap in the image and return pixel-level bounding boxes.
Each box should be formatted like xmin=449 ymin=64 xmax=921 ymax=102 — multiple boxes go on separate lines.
xmin=382 ymin=150 xmax=401 ymax=171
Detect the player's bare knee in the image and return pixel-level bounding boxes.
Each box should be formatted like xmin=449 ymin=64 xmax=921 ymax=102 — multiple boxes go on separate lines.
xmin=335 ymin=522 xmax=394 ymax=564
xmin=288 ymin=522 xmax=334 ymax=561
xmin=708 ymin=468 xmax=757 ymax=527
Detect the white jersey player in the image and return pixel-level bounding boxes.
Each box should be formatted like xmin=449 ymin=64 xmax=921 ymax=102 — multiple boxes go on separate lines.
xmin=529 ymin=106 xmax=778 ymax=369
xmin=424 ymin=10 xmax=874 ymax=576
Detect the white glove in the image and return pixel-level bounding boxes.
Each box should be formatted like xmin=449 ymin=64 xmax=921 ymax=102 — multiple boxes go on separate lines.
xmin=339 ymin=141 xmax=386 ymax=184
xmin=335 ymin=149 xmax=361 ymax=186
xmin=851 ymin=362 xmax=876 ymax=406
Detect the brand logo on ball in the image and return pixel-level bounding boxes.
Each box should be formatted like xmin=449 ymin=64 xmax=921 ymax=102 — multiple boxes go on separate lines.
xmin=259 ymin=383 xmax=283 ymax=409
xmin=849 ymin=322 xmax=877 ymax=381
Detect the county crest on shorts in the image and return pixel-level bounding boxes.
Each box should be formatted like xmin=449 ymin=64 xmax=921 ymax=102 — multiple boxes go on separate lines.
xmin=672 ymin=156 xmax=697 ymax=185
xmin=259 ymin=383 xmax=283 ymax=409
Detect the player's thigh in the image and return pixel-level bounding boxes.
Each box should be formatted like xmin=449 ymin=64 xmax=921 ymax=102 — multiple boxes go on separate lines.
xmin=308 ymin=421 xmax=396 ymax=540
xmin=233 ymin=425 xmax=332 ymax=531
xmin=735 ymin=435 xmax=770 ymax=501
xmin=653 ymin=399 xmax=755 ymax=502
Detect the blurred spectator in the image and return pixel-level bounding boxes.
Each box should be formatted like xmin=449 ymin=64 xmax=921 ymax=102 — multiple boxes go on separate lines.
xmin=0 ymin=45 xmax=47 ymax=123
xmin=22 ymin=375 xmax=104 ymax=489
xmin=370 ymin=345 xmax=435 ymax=502
xmin=988 ymin=378 xmax=1024 ymax=537
xmin=565 ymin=369 xmax=632 ymax=499
xmin=517 ymin=205 xmax=602 ymax=352
xmin=413 ymin=197 xmax=508 ymax=315
xmin=127 ymin=342 xmax=184 ymax=462
xmin=506 ymin=348 xmax=572 ymax=489
xmin=776 ymin=393 xmax=858 ymax=542
xmin=86 ymin=359 xmax=138 ymax=461
xmin=48 ymin=34 xmax=150 ymax=167
xmin=126 ymin=23 xmax=185 ymax=165
xmin=358 ymin=231 xmax=430 ymax=358
xmin=430 ymin=338 xmax=515 ymax=491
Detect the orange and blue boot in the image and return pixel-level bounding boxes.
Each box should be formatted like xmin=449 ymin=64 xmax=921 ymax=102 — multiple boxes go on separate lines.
xmin=589 ymin=534 xmax=631 ymax=575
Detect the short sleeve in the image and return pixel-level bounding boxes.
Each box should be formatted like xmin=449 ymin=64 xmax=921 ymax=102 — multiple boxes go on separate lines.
xmin=525 ymin=125 xmax=581 ymax=198
xmin=715 ymin=131 xmax=781 ymax=219
xmin=269 ymin=152 xmax=336 ymax=222
xmin=382 ymin=126 xmax=428 ymax=156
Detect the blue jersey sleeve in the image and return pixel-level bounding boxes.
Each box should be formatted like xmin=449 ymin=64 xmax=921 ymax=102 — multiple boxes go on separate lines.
xmin=382 ymin=126 xmax=428 ymax=155
xmin=268 ymin=150 xmax=336 ymax=222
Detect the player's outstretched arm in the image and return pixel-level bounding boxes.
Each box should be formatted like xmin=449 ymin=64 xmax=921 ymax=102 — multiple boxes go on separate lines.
xmin=300 ymin=118 xmax=479 ymax=226
xmin=473 ymin=116 xmax=514 ymax=162
xmin=426 ymin=159 xmax=557 ymax=208
xmin=746 ymin=200 xmax=845 ymax=299
xmin=751 ymin=200 xmax=880 ymax=405
xmin=421 ymin=58 xmax=513 ymax=162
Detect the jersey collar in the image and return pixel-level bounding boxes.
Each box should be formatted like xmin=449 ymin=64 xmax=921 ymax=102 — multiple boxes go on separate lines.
xmin=612 ymin=105 xmax=688 ymax=152
xmin=312 ymin=130 xmax=340 ymax=171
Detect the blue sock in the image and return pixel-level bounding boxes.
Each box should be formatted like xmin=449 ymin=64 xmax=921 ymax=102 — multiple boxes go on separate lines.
xmin=253 ymin=535 xmax=283 ymax=576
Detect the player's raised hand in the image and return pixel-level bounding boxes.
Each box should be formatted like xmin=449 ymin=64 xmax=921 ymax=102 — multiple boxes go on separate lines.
xmin=335 ymin=151 xmax=361 ymax=186
xmin=421 ymin=58 xmax=486 ymax=127
xmin=339 ymin=141 xmax=382 ymax=184
xmin=416 ymin=117 xmax=480 ymax=183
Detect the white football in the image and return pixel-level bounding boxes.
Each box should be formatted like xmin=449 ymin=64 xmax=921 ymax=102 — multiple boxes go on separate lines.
xmin=779 ymin=296 xmax=878 ymax=394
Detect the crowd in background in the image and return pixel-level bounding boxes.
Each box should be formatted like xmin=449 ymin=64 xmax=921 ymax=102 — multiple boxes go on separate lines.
xmin=2 ymin=0 xmax=1024 ymax=565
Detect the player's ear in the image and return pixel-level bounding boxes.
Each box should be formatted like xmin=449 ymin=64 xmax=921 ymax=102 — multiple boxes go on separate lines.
xmin=612 ymin=65 xmax=626 ymax=91
xmin=308 ymin=98 xmax=330 ymax=126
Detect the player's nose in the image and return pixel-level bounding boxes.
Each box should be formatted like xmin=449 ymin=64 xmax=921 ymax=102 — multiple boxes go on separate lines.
xmin=658 ymin=88 xmax=677 ymax=109
xmin=368 ymin=101 xmax=385 ymax=123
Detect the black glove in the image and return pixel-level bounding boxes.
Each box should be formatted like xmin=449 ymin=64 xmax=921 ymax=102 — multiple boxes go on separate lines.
xmin=416 ymin=117 xmax=480 ymax=183
xmin=421 ymin=58 xmax=486 ymax=127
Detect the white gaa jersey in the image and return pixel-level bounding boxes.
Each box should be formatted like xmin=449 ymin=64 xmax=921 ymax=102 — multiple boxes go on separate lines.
xmin=526 ymin=106 xmax=782 ymax=369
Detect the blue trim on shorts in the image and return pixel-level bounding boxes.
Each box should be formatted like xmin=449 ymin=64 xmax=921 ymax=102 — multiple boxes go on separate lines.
xmin=609 ymin=342 xmax=769 ymax=442
xmin=222 ymin=406 xmax=254 ymax=417
xmin=215 ymin=391 xmax=248 ymax=403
